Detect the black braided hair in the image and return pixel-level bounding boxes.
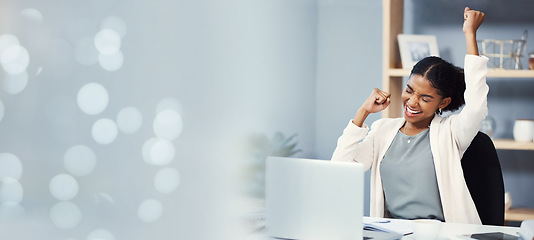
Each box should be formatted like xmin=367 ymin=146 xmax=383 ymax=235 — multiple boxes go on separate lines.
xmin=410 ymin=56 xmax=465 ymax=114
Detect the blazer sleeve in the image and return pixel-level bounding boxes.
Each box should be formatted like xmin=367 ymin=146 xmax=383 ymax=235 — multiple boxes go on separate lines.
xmin=451 ymin=54 xmax=489 ymax=152
xmin=331 ymin=119 xmax=382 ymax=170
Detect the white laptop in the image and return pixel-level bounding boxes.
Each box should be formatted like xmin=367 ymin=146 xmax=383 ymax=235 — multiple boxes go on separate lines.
xmin=265 ymin=156 xmax=364 ymax=240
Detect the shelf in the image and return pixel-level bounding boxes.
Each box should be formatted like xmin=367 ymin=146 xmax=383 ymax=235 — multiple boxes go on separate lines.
xmin=386 ymin=68 xmax=534 ymax=78
xmin=487 ymin=69 xmax=534 ymax=78
xmin=386 ymin=68 xmax=410 ymax=77
xmin=493 ymin=139 xmax=534 ymax=150
xmin=505 ymin=208 xmax=534 ymax=222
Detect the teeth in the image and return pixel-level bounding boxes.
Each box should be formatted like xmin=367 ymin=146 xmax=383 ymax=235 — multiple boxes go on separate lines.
xmin=406 ymin=107 xmax=421 ymax=114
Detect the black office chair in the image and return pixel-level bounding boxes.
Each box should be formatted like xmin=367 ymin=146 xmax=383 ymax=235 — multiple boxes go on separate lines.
xmin=461 ymin=131 xmax=505 ymax=226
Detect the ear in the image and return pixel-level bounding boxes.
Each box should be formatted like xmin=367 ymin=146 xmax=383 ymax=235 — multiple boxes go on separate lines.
xmin=439 ymin=97 xmax=452 ymax=110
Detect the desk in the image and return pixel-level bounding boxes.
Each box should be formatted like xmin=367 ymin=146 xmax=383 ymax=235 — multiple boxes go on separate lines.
xmin=246 ymin=217 xmax=520 ymax=240
xmin=402 ymin=222 xmax=519 ymax=240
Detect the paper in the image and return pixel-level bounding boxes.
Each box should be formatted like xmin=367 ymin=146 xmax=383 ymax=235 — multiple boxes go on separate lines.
xmin=363 ymin=217 xmax=413 ymax=235
xmin=519 ymin=220 xmax=534 ymax=240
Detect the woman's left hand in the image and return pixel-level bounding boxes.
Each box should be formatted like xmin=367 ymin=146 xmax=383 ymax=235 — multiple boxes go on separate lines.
xmin=463 ymin=7 xmax=485 ymax=34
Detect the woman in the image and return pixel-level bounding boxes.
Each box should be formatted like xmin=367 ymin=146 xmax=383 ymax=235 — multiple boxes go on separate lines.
xmin=331 ymin=7 xmax=487 ymax=224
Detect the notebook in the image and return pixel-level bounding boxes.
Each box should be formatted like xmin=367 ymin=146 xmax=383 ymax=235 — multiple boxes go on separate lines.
xmin=265 ymin=156 xmax=364 ymax=240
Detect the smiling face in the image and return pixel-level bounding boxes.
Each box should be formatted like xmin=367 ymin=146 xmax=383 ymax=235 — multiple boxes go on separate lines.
xmin=402 ymin=74 xmax=451 ymax=129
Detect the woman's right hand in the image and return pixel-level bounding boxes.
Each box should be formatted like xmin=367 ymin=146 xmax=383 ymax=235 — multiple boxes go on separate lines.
xmin=361 ymin=88 xmax=391 ymax=114
xmin=352 ymin=88 xmax=391 ymax=127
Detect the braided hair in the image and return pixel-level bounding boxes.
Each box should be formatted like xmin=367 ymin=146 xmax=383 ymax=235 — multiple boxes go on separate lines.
xmin=410 ymin=56 xmax=465 ymax=114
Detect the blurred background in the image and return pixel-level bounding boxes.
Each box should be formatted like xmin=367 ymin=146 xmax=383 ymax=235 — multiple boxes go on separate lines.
xmin=0 ymin=0 xmax=532 ymax=239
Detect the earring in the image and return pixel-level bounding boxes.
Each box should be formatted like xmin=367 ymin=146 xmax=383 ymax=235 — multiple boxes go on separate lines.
xmin=439 ymin=108 xmax=442 ymax=115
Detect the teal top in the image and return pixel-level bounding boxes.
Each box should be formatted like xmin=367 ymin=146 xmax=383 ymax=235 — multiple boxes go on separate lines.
xmin=380 ymin=129 xmax=444 ymax=221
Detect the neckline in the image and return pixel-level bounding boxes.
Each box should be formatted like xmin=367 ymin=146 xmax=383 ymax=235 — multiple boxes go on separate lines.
xmin=399 ymin=128 xmax=429 ymax=143
xmin=401 ymin=116 xmax=434 ymax=135
xmin=399 ymin=127 xmax=429 ymax=137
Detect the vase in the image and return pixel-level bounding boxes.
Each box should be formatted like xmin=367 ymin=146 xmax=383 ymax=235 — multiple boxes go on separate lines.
xmin=480 ymin=116 xmax=496 ymax=137
xmin=513 ymin=119 xmax=534 ymax=142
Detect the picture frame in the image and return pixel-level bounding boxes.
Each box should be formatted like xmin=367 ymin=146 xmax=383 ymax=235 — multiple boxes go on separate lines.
xmin=398 ymin=34 xmax=440 ymax=69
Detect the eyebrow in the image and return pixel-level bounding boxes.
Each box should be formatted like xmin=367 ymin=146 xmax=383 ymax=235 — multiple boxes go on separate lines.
xmin=406 ymin=84 xmax=435 ymax=99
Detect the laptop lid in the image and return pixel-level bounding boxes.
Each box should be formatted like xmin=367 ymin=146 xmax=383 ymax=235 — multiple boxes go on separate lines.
xmin=265 ymin=156 xmax=364 ymax=240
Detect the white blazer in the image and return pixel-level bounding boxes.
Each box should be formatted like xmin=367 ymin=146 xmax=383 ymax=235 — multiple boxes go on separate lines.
xmin=331 ymin=55 xmax=489 ymax=224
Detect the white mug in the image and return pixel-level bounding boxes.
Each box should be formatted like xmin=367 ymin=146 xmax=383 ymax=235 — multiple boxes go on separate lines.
xmin=412 ymin=219 xmax=442 ymax=240
xmin=505 ymin=192 xmax=513 ymax=211
xmin=513 ymin=119 xmax=534 ymax=142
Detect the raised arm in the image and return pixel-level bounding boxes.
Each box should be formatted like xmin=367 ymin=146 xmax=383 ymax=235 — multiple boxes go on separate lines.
xmin=463 ymin=7 xmax=485 ymax=56
xmin=454 ymin=7 xmax=489 ymax=151
xmin=352 ymin=88 xmax=391 ymax=127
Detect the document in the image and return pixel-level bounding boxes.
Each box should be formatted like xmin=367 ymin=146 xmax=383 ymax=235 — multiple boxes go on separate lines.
xmin=363 ymin=217 xmax=413 ymax=235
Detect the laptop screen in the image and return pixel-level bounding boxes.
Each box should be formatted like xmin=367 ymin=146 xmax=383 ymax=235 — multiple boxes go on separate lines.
xmin=265 ymin=156 xmax=364 ymax=240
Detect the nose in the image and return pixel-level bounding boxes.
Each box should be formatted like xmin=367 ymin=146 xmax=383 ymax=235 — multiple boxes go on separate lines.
xmin=407 ymin=94 xmax=418 ymax=106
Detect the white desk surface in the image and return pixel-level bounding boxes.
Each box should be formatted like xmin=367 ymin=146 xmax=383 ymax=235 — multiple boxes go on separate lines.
xmin=247 ymin=217 xmax=520 ymax=240
xmin=402 ymin=221 xmax=519 ymax=240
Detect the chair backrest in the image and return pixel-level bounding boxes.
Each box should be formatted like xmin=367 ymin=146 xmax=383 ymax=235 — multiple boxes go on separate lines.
xmin=461 ymin=131 xmax=505 ymax=226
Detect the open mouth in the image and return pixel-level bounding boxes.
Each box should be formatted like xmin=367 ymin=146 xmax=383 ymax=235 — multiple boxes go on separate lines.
xmin=405 ymin=106 xmax=422 ymax=117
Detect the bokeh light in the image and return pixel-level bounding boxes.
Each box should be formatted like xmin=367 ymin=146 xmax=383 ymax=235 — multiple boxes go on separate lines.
xmin=87 ymin=229 xmax=116 ymax=240
xmin=116 ymin=107 xmax=143 ymax=134
xmin=35 ymin=66 xmax=42 ymax=76
xmin=156 ymin=98 xmax=183 ymax=115
xmin=154 ymin=168 xmax=180 ymax=194
xmin=153 ymin=110 xmax=183 ymax=141
xmin=20 ymin=8 xmax=44 ymax=22
xmin=2 ymin=71 xmax=28 ymax=94
xmin=0 ymin=34 xmax=19 ymax=52
xmin=142 ymin=138 xmax=157 ymax=165
xmin=77 ymin=83 xmax=109 ymax=115
xmin=92 ymin=118 xmax=118 ymax=144
xmin=0 ymin=177 xmax=23 ymax=206
xmin=98 ymin=50 xmax=123 ymax=71
xmin=49 ymin=201 xmax=82 ymax=229
xmin=49 ymin=174 xmax=79 ymax=201
xmin=0 ymin=100 xmax=4 ymax=123
xmin=0 ymin=153 xmax=23 ymax=180
xmin=94 ymin=29 xmax=121 ymax=55
xmin=149 ymin=139 xmax=175 ymax=166
xmin=94 ymin=192 xmax=114 ymax=204
xmin=64 ymin=145 xmax=97 ymax=177
xmin=1 ymin=44 xmax=30 ymax=75
xmin=137 ymin=199 xmax=163 ymax=223
xmin=91 ymin=118 xmax=119 ymax=144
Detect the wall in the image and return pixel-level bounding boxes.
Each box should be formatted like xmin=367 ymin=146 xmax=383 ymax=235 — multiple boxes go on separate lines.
xmin=0 ymin=0 xmax=317 ymax=239
xmin=405 ymin=0 xmax=534 ymax=211
xmin=315 ymin=0 xmax=382 ymax=216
